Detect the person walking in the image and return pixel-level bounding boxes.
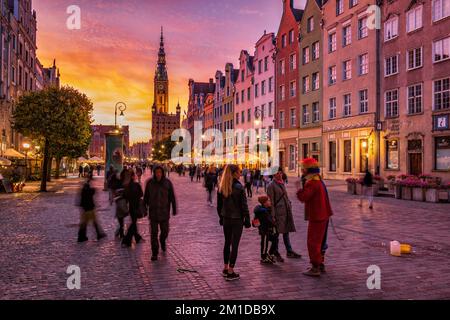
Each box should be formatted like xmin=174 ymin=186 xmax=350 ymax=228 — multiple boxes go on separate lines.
xmin=254 ymin=169 xmax=262 ymax=194
xmin=196 ymin=165 xmax=202 ymax=182
xmin=267 ymin=167 xmax=301 ymax=262
xmin=144 ymin=165 xmax=177 ymax=261
xmin=122 ymin=171 xmax=144 ymax=247
xmin=106 ymin=166 xmax=116 ymax=206
xmin=77 ymin=173 xmax=107 ymax=242
xmin=205 ymin=166 xmax=217 ymax=207
xmin=136 ymin=166 xmax=143 ymax=184
xmin=78 ymin=165 xmax=83 ymax=178
xmin=189 ymin=165 xmax=195 ymax=182
xmin=217 ymin=165 xmax=251 ymax=281
xmin=359 ymin=169 xmax=374 ymax=209
xmin=244 ymin=169 xmax=253 ymax=198
xmin=296 ymin=158 xmax=333 ymax=277
xmin=96 ymin=164 xmax=101 ymax=176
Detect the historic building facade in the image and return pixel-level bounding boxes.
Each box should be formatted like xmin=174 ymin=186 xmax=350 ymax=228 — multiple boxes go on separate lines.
xmin=254 ymin=31 xmax=276 ymax=151
xmin=298 ymin=0 xmax=323 ymax=165
xmin=234 ymin=50 xmax=255 ymax=162
xmin=322 ymin=0 xmax=380 ymax=180
xmin=275 ymin=0 xmax=303 ymax=175
xmin=151 ymin=28 xmax=180 ymax=144
xmin=380 ymin=0 xmax=450 ymax=179
xmin=0 ymin=0 xmax=38 ymax=156
xmin=213 ymin=70 xmax=225 ymax=151
xmin=222 ymin=63 xmax=239 ymax=160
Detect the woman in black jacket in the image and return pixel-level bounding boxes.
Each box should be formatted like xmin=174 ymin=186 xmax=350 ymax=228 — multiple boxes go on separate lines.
xmin=217 ymin=165 xmax=251 ymax=281
xmin=122 ymin=170 xmax=144 ymax=247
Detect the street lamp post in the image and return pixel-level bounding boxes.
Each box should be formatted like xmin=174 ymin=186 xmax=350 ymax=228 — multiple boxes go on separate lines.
xmin=23 ymin=143 xmax=30 ymax=179
xmin=115 ymin=102 xmax=127 ymax=129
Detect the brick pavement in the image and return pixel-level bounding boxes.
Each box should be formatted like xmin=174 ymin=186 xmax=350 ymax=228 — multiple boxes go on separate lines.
xmin=0 ymin=172 xmax=449 ymax=300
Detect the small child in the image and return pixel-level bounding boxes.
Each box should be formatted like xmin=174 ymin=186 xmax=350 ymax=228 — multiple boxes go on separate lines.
xmin=253 ymin=195 xmax=276 ymax=264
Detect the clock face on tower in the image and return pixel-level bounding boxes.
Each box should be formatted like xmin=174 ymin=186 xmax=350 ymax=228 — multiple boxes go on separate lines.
xmin=159 ymin=84 xmax=164 ymax=90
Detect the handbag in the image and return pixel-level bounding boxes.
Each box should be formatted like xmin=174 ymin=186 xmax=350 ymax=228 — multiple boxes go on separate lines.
xmin=115 ymin=197 xmax=129 ymax=218
xmin=252 ymin=218 xmax=260 ymax=228
xmin=137 ymin=199 xmax=148 ymax=219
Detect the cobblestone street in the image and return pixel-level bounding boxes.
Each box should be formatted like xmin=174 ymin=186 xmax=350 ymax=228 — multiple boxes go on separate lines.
xmin=1 ymin=173 xmax=450 ymax=300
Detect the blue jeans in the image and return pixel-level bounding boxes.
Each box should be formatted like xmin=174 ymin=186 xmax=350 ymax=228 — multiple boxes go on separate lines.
xmin=269 ymin=232 xmax=293 ymax=254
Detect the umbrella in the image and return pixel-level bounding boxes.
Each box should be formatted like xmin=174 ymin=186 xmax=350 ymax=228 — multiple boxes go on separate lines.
xmin=0 ymin=157 xmax=12 ymax=166
xmin=3 ymin=148 xmax=25 ymax=159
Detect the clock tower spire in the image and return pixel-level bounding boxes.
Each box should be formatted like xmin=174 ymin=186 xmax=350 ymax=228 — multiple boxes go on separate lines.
xmin=154 ymin=26 xmax=169 ymax=114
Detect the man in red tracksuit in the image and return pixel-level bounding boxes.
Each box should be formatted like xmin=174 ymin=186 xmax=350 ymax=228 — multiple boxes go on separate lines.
xmin=296 ymin=158 xmax=333 ymax=277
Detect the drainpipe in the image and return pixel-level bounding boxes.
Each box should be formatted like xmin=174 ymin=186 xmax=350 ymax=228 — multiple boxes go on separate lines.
xmin=375 ymin=0 xmax=382 ymax=176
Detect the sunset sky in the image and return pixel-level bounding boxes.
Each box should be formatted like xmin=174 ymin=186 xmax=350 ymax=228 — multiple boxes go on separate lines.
xmin=33 ymin=0 xmax=305 ymax=143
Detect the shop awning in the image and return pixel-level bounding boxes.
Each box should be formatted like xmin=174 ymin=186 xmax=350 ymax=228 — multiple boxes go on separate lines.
xmin=3 ymin=148 xmax=25 ymax=159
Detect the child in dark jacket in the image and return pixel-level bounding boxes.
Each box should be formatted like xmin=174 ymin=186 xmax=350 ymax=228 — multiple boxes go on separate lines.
xmin=253 ymin=195 xmax=277 ymax=264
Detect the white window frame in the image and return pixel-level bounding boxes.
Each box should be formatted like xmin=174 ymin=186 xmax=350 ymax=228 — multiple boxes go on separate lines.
xmin=433 ymin=0 xmax=450 ymax=22
xmin=329 ymin=98 xmax=337 ymax=119
xmin=290 ymin=108 xmax=297 ymax=127
xmin=384 ymin=16 xmax=399 ymax=41
xmin=385 ymin=89 xmax=399 ymax=118
xmin=312 ymin=42 xmax=320 ymax=60
xmin=406 ymin=5 xmax=423 ymax=33
xmin=433 ymin=77 xmax=450 ymax=110
xmin=359 ymin=54 xmax=369 ymax=75
xmin=290 ymin=53 xmax=296 ymax=71
xmin=407 ymin=83 xmax=423 ymax=115
xmin=343 ymin=94 xmax=352 ymax=117
xmin=336 ymin=0 xmax=344 ymax=16
xmin=329 ymin=32 xmax=337 ymax=53
xmin=312 ymin=72 xmax=320 ymax=90
xmin=329 ymin=66 xmax=337 ymax=85
xmin=290 ymin=80 xmax=296 ymax=98
xmin=343 ymin=60 xmax=352 ymax=80
xmin=343 ymin=25 xmax=352 ymax=46
xmin=279 ymin=85 xmax=285 ymax=101
xmin=407 ymin=47 xmax=423 ymax=70
xmin=359 ymin=89 xmax=369 ymax=114
xmin=358 ymin=17 xmax=368 ymax=39
xmin=302 ymin=105 xmax=310 ymax=125
xmin=303 ymin=47 xmax=310 ymax=64
xmin=433 ymin=36 xmax=450 ymax=63
xmin=279 ymin=111 xmax=285 ymax=128
xmin=312 ymin=102 xmax=320 ymax=123
xmin=385 ymin=55 xmax=399 ymax=77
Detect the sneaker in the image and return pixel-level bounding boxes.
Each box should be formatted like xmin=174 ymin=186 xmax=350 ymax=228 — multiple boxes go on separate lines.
xmin=267 ymin=255 xmax=276 ymax=264
xmin=287 ymin=251 xmax=302 ymax=259
xmin=273 ymin=253 xmax=284 ymax=263
xmin=303 ymin=267 xmax=321 ymax=277
xmin=319 ymin=264 xmax=326 ymax=273
xmin=260 ymin=257 xmax=274 ymax=264
xmin=151 ymin=255 xmax=158 ymax=261
xmin=222 ymin=269 xmax=229 ymax=277
xmin=226 ymin=272 xmax=240 ymax=281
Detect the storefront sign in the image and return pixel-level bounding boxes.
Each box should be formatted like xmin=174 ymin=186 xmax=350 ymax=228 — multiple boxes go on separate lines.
xmin=434 ymin=114 xmax=449 ymax=131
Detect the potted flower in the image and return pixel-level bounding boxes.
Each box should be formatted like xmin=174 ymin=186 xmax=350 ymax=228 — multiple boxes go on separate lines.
xmin=346 ymin=177 xmax=357 ymax=195
xmin=397 ymin=177 xmax=420 ymax=201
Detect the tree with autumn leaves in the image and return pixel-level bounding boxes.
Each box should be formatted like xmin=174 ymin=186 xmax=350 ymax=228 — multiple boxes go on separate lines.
xmin=13 ymin=86 xmax=93 ymax=192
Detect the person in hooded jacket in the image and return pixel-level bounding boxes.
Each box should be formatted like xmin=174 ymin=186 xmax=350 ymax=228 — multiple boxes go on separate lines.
xmin=144 ymin=165 xmax=177 ymax=261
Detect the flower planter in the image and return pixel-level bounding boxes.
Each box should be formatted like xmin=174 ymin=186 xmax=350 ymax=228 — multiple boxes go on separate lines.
xmin=412 ymin=187 xmax=425 ymax=202
xmin=373 ymin=184 xmax=380 ymax=197
xmin=425 ymin=188 xmax=439 ymax=203
xmin=394 ymin=184 xmax=402 ymax=199
xmin=388 ymin=181 xmax=396 ymax=192
xmin=402 ymin=186 xmax=412 ymax=201
xmin=347 ymin=182 xmax=356 ymax=195
xmin=356 ymin=183 xmax=363 ymax=195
